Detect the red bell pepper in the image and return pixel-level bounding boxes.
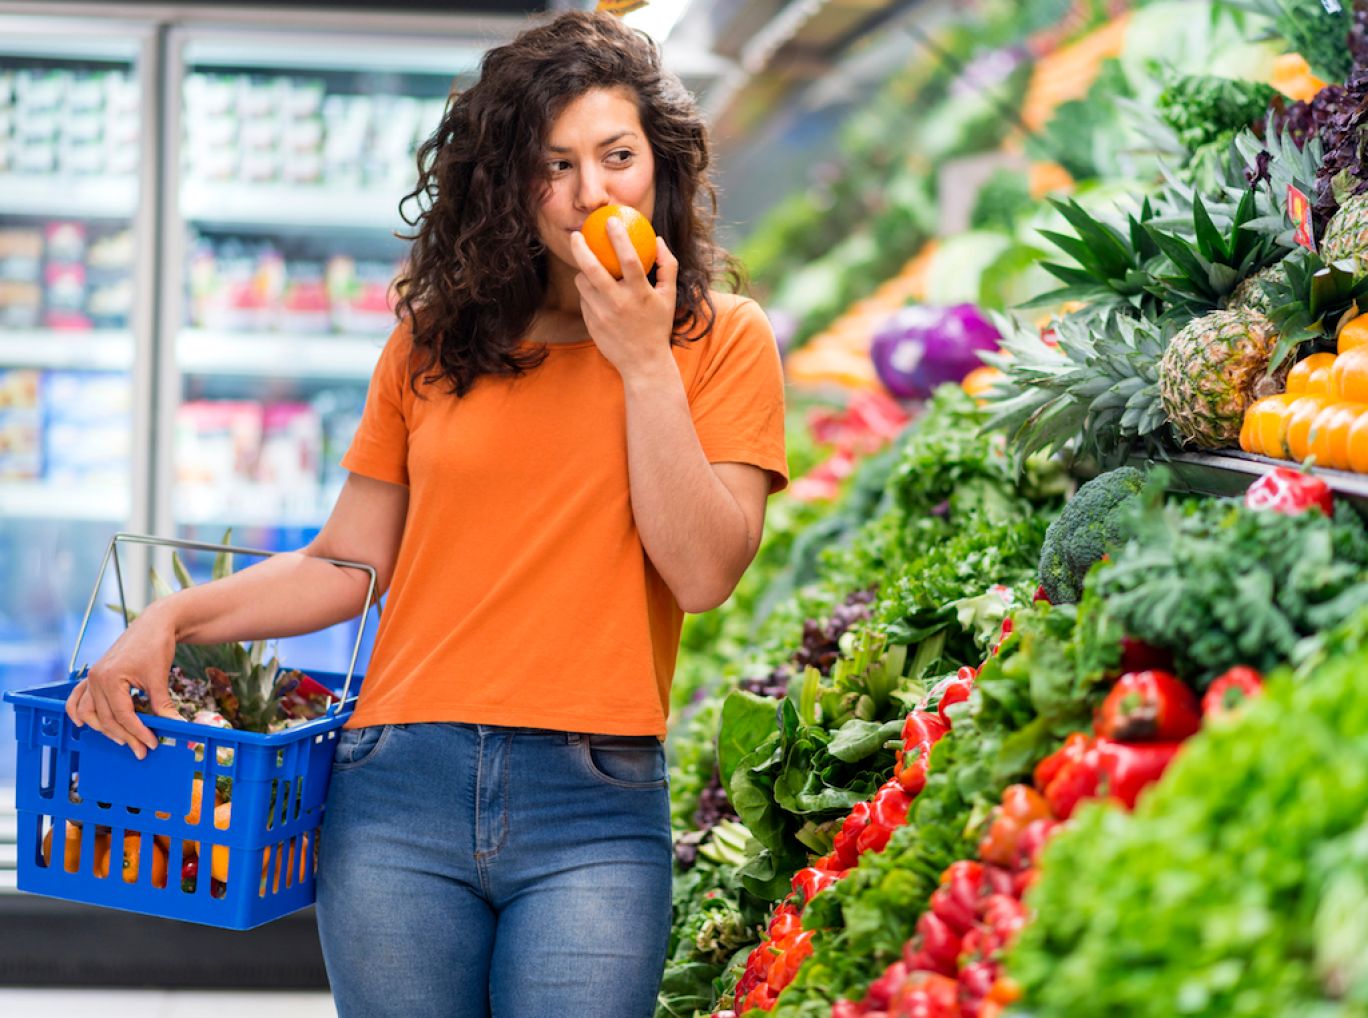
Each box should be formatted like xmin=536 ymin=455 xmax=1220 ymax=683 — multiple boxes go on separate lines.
xmin=834 ymin=801 xmax=872 ymax=869
xmin=1117 ymin=635 xmax=1174 ymax=675
xmin=864 ymin=960 xmax=908 ymax=1010
xmin=1012 ymin=818 xmax=1059 ymax=871
xmin=766 ymin=930 xmax=814 ymax=993
xmin=857 ymin=781 xmax=914 ymax=855
xmin=1094 ymin=671 xmax=1201 ymax=743
xmin=902 ymin=712 xmax=950 ymax=745
xmin=1095 ymin=739 xmax=1183 ymax=809
xmin=977 ymin=785 xmax=1051 ymax=866
xmin=1201 ymin=666 xmax=1264 ymax=719
xmin=791 ymin=865 xmax=841 ymax=906
xmin=767 ymin=909 xmax=801 ymax=942
xmin=895 ymin=972 xmax=959 ymax=1018
xmin=936 ymin=677 xmax=974 ymax=725
xmin=896 ymin=712 xmax=949 ymax=794
xmin=1244 ymin=466 xmax=1334 ymax=517
xmin=929 ymin=887 xmax=977 ymax=936
xmin=915 ymin=911 xmax=962 ymax=973
xmin=1032 ymin=732 xmax=1085 ymax=792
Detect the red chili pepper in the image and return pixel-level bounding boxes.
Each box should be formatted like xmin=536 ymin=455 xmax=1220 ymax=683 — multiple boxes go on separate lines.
xmin=1094 ymin=671 xmax=1201 ymax=743
xmin=834 ymin=801 xmax=872 ymax=868
xmin=1245 ymin=466 xmax=1334 ymax=516
xmin=181 ymin=856 xmax=199 ymax=894
xmin=1201 ymin=666 xmax=1264 ymax=719
xmin=1095 ymin=739 xmax=1183 ymax=809
xmin=790 ymin=866 xmax=841 ymax=906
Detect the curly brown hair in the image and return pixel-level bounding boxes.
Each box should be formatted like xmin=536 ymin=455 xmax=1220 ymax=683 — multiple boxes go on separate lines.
xmin=394 ymin=11 xmax=736 ymax=397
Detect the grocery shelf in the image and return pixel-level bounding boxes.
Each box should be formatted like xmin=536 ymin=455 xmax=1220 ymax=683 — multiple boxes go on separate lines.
xmin=0 ymin=175 xmax=138 ymax=220
xmin=0 ymin=331 xmax=135 ymax=372
xmin=0 ymin=484 xmax=130 ymax=523
xmin=180 ymin=182 xmax=406 ymax=232
xmin=1161 ymin=450 xmax=1368 ymax=505
xmin=177 ymin=329 xmax=384 ymax=380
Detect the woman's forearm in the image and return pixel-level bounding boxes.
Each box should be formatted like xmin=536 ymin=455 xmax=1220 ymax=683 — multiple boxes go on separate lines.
xmin=620 ymin=357 xmax=754 ymax=613
xmin=148 ymin=549 xmax=375 ymax=646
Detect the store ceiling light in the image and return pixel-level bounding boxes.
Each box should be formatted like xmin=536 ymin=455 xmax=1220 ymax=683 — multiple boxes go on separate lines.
xmin=622 ymin=0 xmax=693 ymax=42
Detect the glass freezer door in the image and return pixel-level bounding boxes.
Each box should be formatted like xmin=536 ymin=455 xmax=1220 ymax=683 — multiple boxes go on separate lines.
xmin=160 ymin=28 xmax=484 ymax=676
xmin=0 ymin=17 xmax=158 ymax=806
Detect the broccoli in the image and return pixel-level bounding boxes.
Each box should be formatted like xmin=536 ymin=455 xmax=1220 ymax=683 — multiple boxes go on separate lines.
xmin=1038 ymin=467 xmax=1146 ymax=604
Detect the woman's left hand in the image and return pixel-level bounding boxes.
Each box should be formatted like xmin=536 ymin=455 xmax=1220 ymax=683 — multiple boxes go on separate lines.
xmin=571 ymin=218 xmax=678 ymax=380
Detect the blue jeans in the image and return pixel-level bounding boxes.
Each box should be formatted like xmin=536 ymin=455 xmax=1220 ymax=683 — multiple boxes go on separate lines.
xmin=315 ymin=722 xmax=673 ymax=1018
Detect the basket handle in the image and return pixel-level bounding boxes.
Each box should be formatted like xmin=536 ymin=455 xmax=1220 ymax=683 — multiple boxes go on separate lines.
xmin=69 ymin=531 xmax=379 ymax=714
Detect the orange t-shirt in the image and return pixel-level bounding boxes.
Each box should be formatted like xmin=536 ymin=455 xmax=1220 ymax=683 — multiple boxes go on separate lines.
xmin=340 ymin=292 xmax=789 ymax=736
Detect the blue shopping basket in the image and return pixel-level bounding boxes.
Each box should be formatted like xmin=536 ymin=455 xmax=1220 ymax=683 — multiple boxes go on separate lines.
xmin=3 ymin=533 xmax=376 ymax=930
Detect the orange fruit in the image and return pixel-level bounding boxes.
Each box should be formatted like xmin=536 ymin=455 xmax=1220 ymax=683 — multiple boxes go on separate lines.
xmin=41 ymin=821 xmax=82 ymax=873
xmin=580 ymin=204 xmax=656 ymax=279
xmin=1307 ymin=364 xmax=1338 ymax=398
xmin=1308 ymin=401 xmax=1368 ymax=469
xmin=1285 ymin=352 xmax=1337 ymax=395
xmin=961 ymin=364 xmax=1003 ymax=399
xmin=1248 ymin=394 xmax=1299 ymax=459
xmin=1239 ymin=410 xmax=1257 ymax=454
xmin=1347 ymin=412 xmax=1368 ymax=473
xmin=1338 ymin=314 xmax=1368 ymax=355
xmin=1330 ymin=346 xmax=1368 ymax=403
xmin=1283 ymin=395 xmax=1331 ymax=461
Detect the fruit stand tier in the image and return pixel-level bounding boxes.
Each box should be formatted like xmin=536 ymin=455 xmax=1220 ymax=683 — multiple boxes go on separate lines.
xmin=1155 ymin=451 xmax=1368 ymax=512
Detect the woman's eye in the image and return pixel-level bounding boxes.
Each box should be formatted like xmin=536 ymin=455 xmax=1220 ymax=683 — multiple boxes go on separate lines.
xmin=548 ymin=160 xmax=571 ymax=173
xmin=608 ymin=150 xmax=633 ymax=164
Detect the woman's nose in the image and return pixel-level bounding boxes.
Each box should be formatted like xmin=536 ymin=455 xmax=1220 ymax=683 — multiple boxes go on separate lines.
xmin=575 ymin=167 xmax=609 ymax=211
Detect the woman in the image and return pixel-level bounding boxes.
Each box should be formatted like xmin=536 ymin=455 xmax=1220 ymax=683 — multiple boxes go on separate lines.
xmin=65 ymin=11 xmax=787 ymax=1017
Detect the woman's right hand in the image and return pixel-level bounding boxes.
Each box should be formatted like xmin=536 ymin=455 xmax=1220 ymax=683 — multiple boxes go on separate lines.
xmin=65 ymin=605 xmax=182 ymax=760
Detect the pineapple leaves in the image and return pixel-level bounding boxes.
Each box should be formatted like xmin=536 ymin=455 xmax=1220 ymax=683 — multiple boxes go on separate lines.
xmin=1265 ymin=250 xmax=1368 ymax=370
xmin=172 ymin=553 xmax=194 ymax=593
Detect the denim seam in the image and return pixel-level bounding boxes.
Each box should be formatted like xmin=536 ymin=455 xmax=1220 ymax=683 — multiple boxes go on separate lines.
xmin=330 ymin=723 xmax=395 ymax=772
xmin=473 ymin=732 xmax=510 ymax=863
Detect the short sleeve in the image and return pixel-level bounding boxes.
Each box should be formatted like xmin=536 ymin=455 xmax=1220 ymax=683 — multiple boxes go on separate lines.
xmin=688 ymin=297 xmax=789 ymax=494
xmin=340 ymin=321 xmax=412 ymax=486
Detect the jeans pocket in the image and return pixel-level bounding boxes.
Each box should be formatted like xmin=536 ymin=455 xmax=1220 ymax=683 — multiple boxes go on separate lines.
xmin=332 ymin=725 xmax=393 ymax=771
xmin=580 ymin=735 xmax=667 ymax=789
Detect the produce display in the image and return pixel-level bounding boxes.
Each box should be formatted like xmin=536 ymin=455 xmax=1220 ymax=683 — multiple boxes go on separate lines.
xmin=661 ymin=1 xmax=1368 ymax=1016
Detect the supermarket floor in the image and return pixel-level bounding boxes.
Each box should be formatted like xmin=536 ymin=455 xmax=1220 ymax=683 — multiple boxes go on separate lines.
xmin=0 ymin=989 xmax=336 ymax=1016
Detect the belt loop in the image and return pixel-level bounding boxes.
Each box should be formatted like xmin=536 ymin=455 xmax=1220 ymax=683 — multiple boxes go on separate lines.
xmin=566 ymin=732 xmax=581 ymax=745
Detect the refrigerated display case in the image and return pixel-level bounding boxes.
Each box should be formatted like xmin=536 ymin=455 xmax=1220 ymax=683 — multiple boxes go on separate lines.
xmin=157 ymin=28 xmax=484 ymax=675
xmin=0 ymin=15 xmax=160 ymax=806
xmin=0 ymin=3 xmax=529 ymax=983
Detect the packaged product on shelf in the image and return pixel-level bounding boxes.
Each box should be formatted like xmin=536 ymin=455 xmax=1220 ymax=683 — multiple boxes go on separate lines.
xmin=328 ymin=256 xmax=399 ymax=334
xmin=0 ymin=227 xmax=42 ymax=280
xmin=0 ymin=369 xmax=41 ymax=480
xmin=279 ymin=259 xmax=331 ymax=334
xmin=41 ymin=370 xmax=131 ymax=487
xmin=258 ymin=402 xmax=323 ymax=517
xmin=86 ymin=227 xmax=136 ymax=329
xmin=312 ymin=385 xmax=364 ymax=495
xmin=175 ymin=399 xmax=265 ymax=518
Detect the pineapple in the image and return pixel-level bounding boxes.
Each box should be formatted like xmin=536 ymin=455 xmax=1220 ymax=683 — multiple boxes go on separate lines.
xmin=1321 ymin=193 xmax=1368 ymax=272
xmin=1259 ymin=248 xmax=1368 ymax=369
xmin=986 ymin=307 xmax=1287 ymax=462
xmin=205 ymin=640 xmax=304 ymax=733
xmin=1227 ymin=262 xmax=1288 ymax=317
xmin=1158 ymin=309 xmax=1288 ymax=449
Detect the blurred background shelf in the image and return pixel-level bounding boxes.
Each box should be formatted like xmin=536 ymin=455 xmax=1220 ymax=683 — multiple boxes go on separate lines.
xmin=0 ymin=483 xmax=130 ymax=522
xmin=0 ymin=174 xmax=138 ymax=220
xmin=0 ymin=330 xmax=134 ymax=371
xmin=181 ymin=182 xmax=406 ymax=233
xmin=177 ymin=330 xmax=384 ymax=380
